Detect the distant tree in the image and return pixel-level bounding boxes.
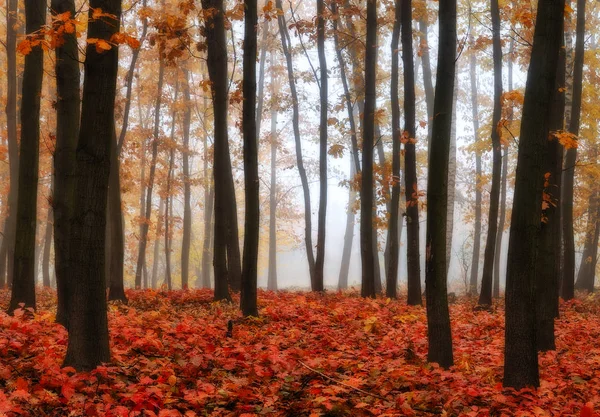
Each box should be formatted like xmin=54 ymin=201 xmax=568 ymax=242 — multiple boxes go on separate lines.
xmin=267 ymin=62 xmax=279 ymax=292
xmin=360 ymin=0 xmax=377 ymax=298
xmin=425 ymin=0 xmax=456 ymax=369
xmin=504 ymin=0 xmax=565 ymax=390
xmin=63 ymin=0 xmax=122 ymax=370
xmin=181 ymin=69 xmax=192 ymax=290
xmin=8 ymin=0 xmax=47 ymax=314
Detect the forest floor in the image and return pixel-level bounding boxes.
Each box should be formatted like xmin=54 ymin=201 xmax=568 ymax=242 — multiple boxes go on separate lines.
xmin=1 ymin=288 xmax=599 ymax=417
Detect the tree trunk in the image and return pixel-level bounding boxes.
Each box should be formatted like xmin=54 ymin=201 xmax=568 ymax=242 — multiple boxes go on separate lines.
xmin=181 ymin=70 xmax=192 ymax=290
xmin=241 ymin=0 xmax=259 ymax=316
xmin=275 ymin=0 xmax=316 ymax=285
xmin=7 ymin=0 xmax=46 ymax=314
xmin=494 ymin=38 xmax=514 ymax=299
xmin=338 ymin=158 xmax=356 ymax=290
xmin=107 ymin=127 xmax=127 ymax=302
xmin=63 ymin=0 xmax=121 ymax=370
xmin=42 ymin=192 xmax=52 ymax=288
xmin=477 ymin=0 xmax=503 ymax=307
xmin=267 ymin=69 xmax=278 ymax=292
xmin=151 ymin=199 xmax=164 ymax=290
xmin=201 ymin=187 xmax=214 ymax=288
xmin=446 ymin=78 xmax=457 ymax=275
xmin=425 ymin=0 xmax=456 ymax=369
xmin=164 ymin=82 xmax=179 ymax=291
xmin=418 ymin=16 xmax=435 ymax=155
xmin=503 ymin=0 xmax=564 ymax=390
xmin=202 ymin=0 xmax=233 ymax=302
xmin=561 ymin=0 xmax=585 ymax=301
xmin=575 ymin=186 xmax=600 ymax=292
xmin=256 ymin=18 xmax=269 ymax=139
xmin=134 ymin=57 xmax=164 ymax=289
xmin=469 ymin=29 xmax=482 ymax=296
xmin=360 ymin=0 xmax=377 ymax=298
xmin=1 ymin=0 xmax=19 ymax=289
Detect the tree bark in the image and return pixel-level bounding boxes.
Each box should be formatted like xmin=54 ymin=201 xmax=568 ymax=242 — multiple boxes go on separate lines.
xmin=42 ymin=192 xmax=52 ymax=288
xmin=469 ymin=28 xmax=482 ymax=296
xmin=164 ymin=82 xmax=179 ymax=291
xmin=63 ymin=0 xmax=121 ymax=370
xmin=275 ymin=0 xmax=316 ymax=285
xmin=202 ymin=0 xmax=233 ymax=302
xmin=477 ymin=0 xmax=503 ymax=307
xmin=241 ymin=0 xmax=259 ymax=316
xmin=134 ymin=57 xmax=164 ymax=289
xmin=503 ymin=0 xmax=564 ymax=390
xmin=256 ymin=18 xmax=269 ymax=140
xmin=8 ymin=0 xmax=46 ymax=314
xmin=181 ymin=70 xmax=192 ymax=290
xmin=575 ymin=185 xmax=600 ymax=292
xmin=561 ymin=0 xmax=585 ymax=301
xmin=446 ymin=78 xmax=457 ymax=274
xmin=201 ymin=187 xmax=214 ymax=288
xmin=425 ymin=0 xmax=456 ymax=369
xmin=360 ymin=0 xmax=377 ymax=298
xmin=267 ymin=67 xmax=278 ymax=292
xmin=151 ymin=199 xmax=164 ymax=290
xmin=338 ymin=158 xmax=356 ymax=290
xmin=419 ymin=17 xmax=434 ymax=154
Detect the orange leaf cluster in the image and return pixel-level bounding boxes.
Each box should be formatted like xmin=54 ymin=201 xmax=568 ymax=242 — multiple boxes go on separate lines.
xmin=1 ymin=289 xmax=600 ymax=416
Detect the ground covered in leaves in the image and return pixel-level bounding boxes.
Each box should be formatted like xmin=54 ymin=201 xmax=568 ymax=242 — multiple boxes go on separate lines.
xmin=1 ymin=289 xmax=599 ymax=416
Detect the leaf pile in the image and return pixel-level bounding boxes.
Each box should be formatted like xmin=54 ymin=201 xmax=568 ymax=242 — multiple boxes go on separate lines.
xmin=1 ymin=288 xmax=600 ymax=416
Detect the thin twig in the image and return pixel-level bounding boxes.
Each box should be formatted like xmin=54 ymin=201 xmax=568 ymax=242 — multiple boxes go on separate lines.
xmin=298 ymin=360 xmax=387 ymax=401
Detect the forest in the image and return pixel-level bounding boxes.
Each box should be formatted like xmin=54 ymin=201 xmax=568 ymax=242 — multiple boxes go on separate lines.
xmin=1 ymin=0 xmax=599 ymax=414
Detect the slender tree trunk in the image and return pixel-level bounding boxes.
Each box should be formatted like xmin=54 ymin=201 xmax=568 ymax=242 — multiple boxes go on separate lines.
xmin=241 ymin=0 xmax=259 ymax=316
xmin=1 ymin=0 xmax=19 ymax=289
xmin=63 ymin=0 xmax=121 ymax=370
xmin=151 ymin=199 xmax=164 ymax=290
xmin=469 ymin=31 xmax=482 ymax=295
xmin=360 ymin=0 xmax=377 ymax=298
xmin=561 ymin=0 xmax=585 ymax=301
xmin=203 ymin=0 xmax=233 ymax=302
xmin=338 ymin=158 xmax=356 ymax=290
xmin=575 ymin=184 xmax=600 ymax=292
xmin=8 ymin=0 xmax=46 ymax=314
xmin=267 ymin=71 xmax=278 ymax=292
xmin=134 ymin=58 xmax=164 ymax=289
xmin=503 ymin=0 xmax=564 ymax=390
xmin=275 ymin=0 xmax=315 ymax=285
xmin=446 ymin=79 xmax=457 ymax=274
xmin=107 ymin=127 xmax=127 ymax=302
xmin=42 ymin=190 xmax=52 ymax=288
xmin=181 ymin=70 xmax=192 ymax=290
xmin=425 ymin=0 xmax=456 ymax=369
xmin=494 ymin=38 xmax=514 ymax=299
xmin=419 ymin=17 xmax=435 ymax=154
xmin=256 ymin=18 xmax=269 ymax=139
xmin=164 ymin=82 xmax=179 ymax=291
xmin=477 ymin=0 xmax=503 ymax=307
xmin=201 ymin=187 xmax=214 ymax=288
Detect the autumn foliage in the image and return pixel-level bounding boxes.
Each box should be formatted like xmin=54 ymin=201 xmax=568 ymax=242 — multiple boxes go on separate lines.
xmin=1 ymin=289 xmax=599 ymax=416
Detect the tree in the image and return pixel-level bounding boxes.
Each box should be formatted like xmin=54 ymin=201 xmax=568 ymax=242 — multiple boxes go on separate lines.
xmin=425 ymin=0 xmax=456 ymax=368
xmin=181 ymin=69 xmax=192 ymax=290
xmin=267 ymin=61 xmax=279 ymax=292
xmin=202 ymin=0 xmax=232 ymax=302
xmin=561 ymin=0 xmax=585 ymax=301
xmin=7 ymin=0 xmax=47 ymax=314
xmin=241 ymin=0 xmax=259 ymax=317
xmin=63 ymin=0 xmax=122 ymax=370
xmin=503 ymin=0 xmax=565 ymax=389
xmin=477 ymin=0 xmax=503 ymax=307
xmin=360 ymin=0 xmax=377 ymax=298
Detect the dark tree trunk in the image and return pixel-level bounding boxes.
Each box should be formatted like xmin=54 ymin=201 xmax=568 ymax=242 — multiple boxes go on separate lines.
xmin=360 ymin=0 xmax=377 ymax=298
xmin=267 ymin=75 xmax=278 ymax=292
xmin=201 ymin=187 xmax=214 ymax=288
xmin=477 ymin=0 xmax=503 ymax=307
xmin=181 ymin=70 xmax=192 ymax=290
xmin=7 ymin=0 xmax=46 ymax=314
xmin=107 ymin=127 xmax=127 ymax=302
xmin=338 ymin=158 xmax=356 ymax=290
xmin=425 ymin=0 xmax=456 ymax=369
xmin=52 ymin=0 xmax=81 ymax=327
xmin=134 ymin=57 xmax=164 ymax=289
xmin=469 ymin=28 xmax=482 ymax=296
xmin=575 ymin=186 xmax=600 ymax=292
xmin=561 ymin=0 xmax=585 ymax=301
xmin=137 ymin=86 xmax=148 ymax=288
xmin=275 ymin=0 xmax=315 ymax=285
xmin=202 ymin=0 xmax=232 ymax=302
xmin=418 ymin=17 xmax=435 ymax=154
xmin=241 ymin=0 xmax=259 ymax=316
xmin=1 ymin=0 xmax=19 ymax=289
xmin=313 ymin=0 xmax=328 ymax=293
xmin=494 ymin=38 xmax=515 ymax=298
xmin=446 ymin=80 xmax=458 ymax=274
xmin=63 ymin=0 xmax=121 ymax=370
xmin=535 ymin=29 xmax=566 ymax=352
xmin=151 ymin=199 xmax=164 ymax=290
xmin=503 ymin=0 xmax=564 ymax=390
xmin=256 ymin=18 xmax=269 ymax=140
